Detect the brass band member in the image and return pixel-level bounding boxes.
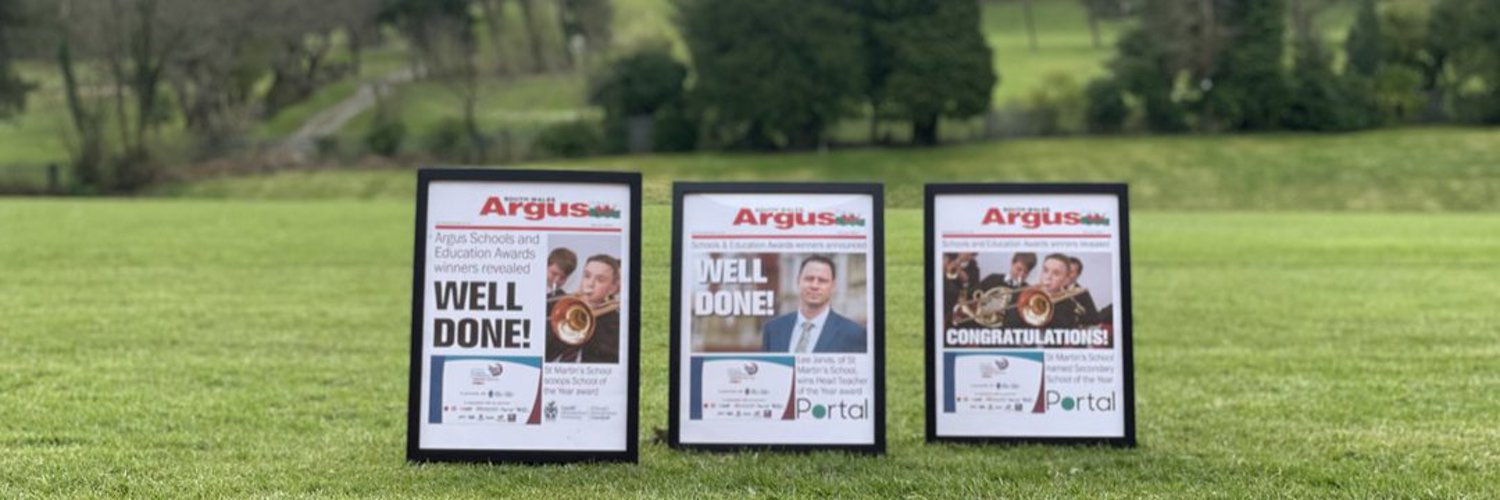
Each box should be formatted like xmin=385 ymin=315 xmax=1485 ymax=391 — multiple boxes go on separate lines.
xmin=546 ymin=248 xmax=578 ymax=300
xmin=1005 ymin=253 xmax=1098 ymax=328
xmin=975 ymin=252 xmax=1037 ymax=290
xmin=546 ymin=254 xmax=621 ymax=363
xmin=949 ymin=252 xmax=1037 ymax=328
xmin=942 ymin=252 xmax=979 ymax=329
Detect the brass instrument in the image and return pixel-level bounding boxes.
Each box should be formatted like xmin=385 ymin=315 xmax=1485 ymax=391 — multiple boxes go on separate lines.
xmin=952 ymin=286 xmax=1015 ymax=327
xmin=1015 ymin=288 xmax=1054 ymax=327
xmin=547 ymin=293 xmax=620 ymax=346
xmin=954 ymin=285 xmax=1087 ymax=328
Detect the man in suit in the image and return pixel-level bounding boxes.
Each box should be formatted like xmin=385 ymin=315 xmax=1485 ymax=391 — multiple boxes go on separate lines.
xmin=761 ymin=256 xmax=867 ymax=353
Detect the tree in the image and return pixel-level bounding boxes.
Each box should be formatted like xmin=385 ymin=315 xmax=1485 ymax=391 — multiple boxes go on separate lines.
xmin=679 ymin=0 xmax=866 ymax=150
xmin=1203 ymin=0 xmax=1291 ymax=131
xmin=1284 ymin=23 xmax=1374 ymax=132
xmin=46 ymin=0 xmax=198 ymax=190
xmin=0 ymin=0 xmax=35 ymax=120
xmin=1097 ymin=0 xmax=1205 ymax=133
xmin=383 ymin=0 xmax=488 ymax=160
xmin=1079 ymin=0 xmax=1108 ymax=49
xmin=588 ymin=44 xmax=688 ymax=152
xmin=516 ymin=0 xmax=549 ymax=73
xmin=871 ymin=0 xmax=997 ymax=146
xmin=1021 ymin=0 xmax=1039 ymax=52
xmin=559 ymin=0 xmax=612 ymax=70
xmin=1427 ymin=0 xmax=1500 ymax=122
xmin=1084 ymin=77 xmax=1128 ymax=133
xmin=1346 ymin=0 xmax=1383 ymax=77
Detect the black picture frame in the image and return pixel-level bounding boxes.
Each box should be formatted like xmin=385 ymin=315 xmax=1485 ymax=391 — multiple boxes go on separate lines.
xmin=407 ymin=167 xmax=642 ymax=463
xmin=668 ymin=182 xmax=887 ymax=454
xmin=923 ymin=183 xmax=1136 ymax=447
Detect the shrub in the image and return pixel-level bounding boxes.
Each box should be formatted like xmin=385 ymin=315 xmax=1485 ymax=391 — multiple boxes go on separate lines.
xmin=1369 ymin=65 xmax=1424 ymax=124
xmin=652 ymin=100 xmax=699 ymax=152
xmin=314 ymin=136 xmax=342 ymax=159
xmin=424 ymin=118 xmax=471 ymax=161
xmin=590 ymin=43 xmax=689 ymax=153
xmin=533 ymin=121 xmax=603 ymax=158
xmin=1023 ymin=73 xmax=1085 ymax=136
xmin=1085 ymin=78 xmax=1129 ymax=134
xmin=363 ymin=117 xmax=406 ymax=157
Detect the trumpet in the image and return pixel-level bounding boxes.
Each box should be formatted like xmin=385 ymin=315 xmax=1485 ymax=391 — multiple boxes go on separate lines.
xmin=547 ymin=293 xmax=620 ymax=346
xmin=953 ymin=285 xmax=1083 ymax=328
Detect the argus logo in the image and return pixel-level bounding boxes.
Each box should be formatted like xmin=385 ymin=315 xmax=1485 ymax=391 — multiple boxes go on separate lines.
xmin=795 ymin=398 xmax=869 ymax=420
xmin=1045 ymin=390 xmax=1117 ymax=412
xmin=981 ymin=208 xmax=1109 ymax=229
xmin=731 ymin=208 xmax=865 ymax=229
xmin=479 ymin=196 xmax=620 ymax=220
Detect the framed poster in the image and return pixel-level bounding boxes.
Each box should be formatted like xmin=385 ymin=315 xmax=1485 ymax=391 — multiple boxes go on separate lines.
xmin=407 ymin=168 xmax=641 ymax=463
xmin=925 ymin=183 xmax=1135 ymax=446
xmin=669 ymin=183 xmax=885 ymax=453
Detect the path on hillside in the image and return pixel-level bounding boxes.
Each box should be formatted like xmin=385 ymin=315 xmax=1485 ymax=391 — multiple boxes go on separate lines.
xmin=268 ymin=66 xmax=419 ymax=163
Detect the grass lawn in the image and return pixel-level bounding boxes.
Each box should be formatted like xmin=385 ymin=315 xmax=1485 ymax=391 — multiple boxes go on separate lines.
xmin=163 ymin=126 xmax=1500 ymax=211
xmin=0 ymin=198 xmax=1496 ymax=496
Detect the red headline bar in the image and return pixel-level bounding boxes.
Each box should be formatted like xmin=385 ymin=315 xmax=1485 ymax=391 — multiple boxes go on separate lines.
xmin=691 ymin=234 xmax=867 ymax=240
xmin=943 ymin=233 xmax=1111 ymax=239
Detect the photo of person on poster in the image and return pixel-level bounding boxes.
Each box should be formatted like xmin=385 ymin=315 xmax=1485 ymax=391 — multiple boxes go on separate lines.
xmin=546 ymin=247 xmax=623 ymax=363
xmin=946 ymin=251 xmax=1109 ymax=330
xmin=546 ymin=248 xmax=577 ymax=300
xmin=1004 ymin=253 xmax=1100 ymax=329
xmin=761 ymin=255 xmax=867 ymax=353
xmin=942 ymin=252 xmax=980 ymax=327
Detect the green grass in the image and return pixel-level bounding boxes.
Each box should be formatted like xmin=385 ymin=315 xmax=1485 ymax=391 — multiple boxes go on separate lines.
xmin=1 ymin=199 xmax=1496 ymax=496
xmin=162 ymin=126 xmax=1500 ymax=211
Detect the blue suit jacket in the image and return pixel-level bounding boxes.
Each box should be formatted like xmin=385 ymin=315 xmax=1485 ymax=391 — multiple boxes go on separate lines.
xmin=761 ymin=309 xmax=867 ymax=353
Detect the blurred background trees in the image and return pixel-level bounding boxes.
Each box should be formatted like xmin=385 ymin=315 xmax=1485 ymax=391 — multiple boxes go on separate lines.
xmin=0 ymin=0 xmax=1498 ymax=193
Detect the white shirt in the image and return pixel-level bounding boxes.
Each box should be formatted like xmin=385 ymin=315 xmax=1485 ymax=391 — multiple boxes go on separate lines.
xmin=788 ymin=306 xmax=831 ymax=353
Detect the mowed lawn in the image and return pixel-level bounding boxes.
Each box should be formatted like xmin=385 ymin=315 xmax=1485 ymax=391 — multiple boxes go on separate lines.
xmin=164 ymin=127 xmax=1500 ymax=211
xmin=1 ymin=199 xmax=1496 ymax=496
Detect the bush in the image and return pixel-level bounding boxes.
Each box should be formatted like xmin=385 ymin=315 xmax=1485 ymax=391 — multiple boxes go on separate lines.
xmin=363 ymin=117 xmax=406 ymax=157
xmin=314 ymin=136 xmax=342 ymax=158
xmin=1022 ymin=73 xmax=1085 ymax=136
xmin=590 ymin=43 xmax=689 ymax=153
xmin=533 ymin=121 xmax=603 ymax=159
xmin=1369 ymin=65 xmax=1424 ymax=124
xmin=1085 ymin=78 xmax=1129 ymax=133
xmin=424 ymin=118 xmax=472 ymax=161
xmin=1282 ymin=40 xmax=1380 ymax=132
xmin=652 ymin=100 xmax=699 ymax=152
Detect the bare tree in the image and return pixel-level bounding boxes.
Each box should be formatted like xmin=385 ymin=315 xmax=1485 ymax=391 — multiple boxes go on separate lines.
xmin=1022 ymin=0 xmax=1039 ymax=52
xmin=517 ymin=0 xmax=548 ymax=73
xmin=558 ymin=0 xmax=612 ymax=70
xmin=423 ymin=15 xmax=489 ymax=162
xmin=474 ymin=0 xmax=518 ymax=76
